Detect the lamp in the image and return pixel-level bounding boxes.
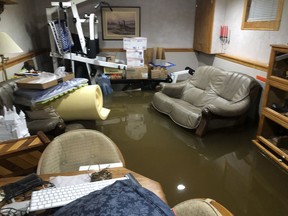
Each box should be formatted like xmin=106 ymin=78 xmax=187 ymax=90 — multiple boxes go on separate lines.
xmin=0 ymin=32 xmax=23 ymax=80
xmin=0 ymin=0 xmax=17 ymax=17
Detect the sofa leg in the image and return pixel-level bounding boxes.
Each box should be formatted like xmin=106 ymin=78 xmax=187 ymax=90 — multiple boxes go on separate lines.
xmin=196 ymin=109 xmax=212 ymax=137
xmin=196 ymin=120 xmax=207 ymax=137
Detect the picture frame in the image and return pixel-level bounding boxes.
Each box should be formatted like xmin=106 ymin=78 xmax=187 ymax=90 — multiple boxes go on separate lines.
xmin=101 ymin=7 xmax=141 ymax=40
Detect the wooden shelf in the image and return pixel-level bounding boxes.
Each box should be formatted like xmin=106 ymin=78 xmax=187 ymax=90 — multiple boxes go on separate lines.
xmin=269 ymin=79 xmax=288 ymax=91
xmin=253 ymin=140 xmax=288 ymax=171
xmin=254 ymin=45 xmax=288 ymax=171
xmin=262 ymin=107 xmax=288 ymax=129
xmin=257 ymin=136 xmax=288 ymax=162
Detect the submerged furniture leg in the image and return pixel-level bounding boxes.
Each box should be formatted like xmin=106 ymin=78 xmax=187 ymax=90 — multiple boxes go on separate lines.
xmin=195 ymin=108 xmax=212 ymax=137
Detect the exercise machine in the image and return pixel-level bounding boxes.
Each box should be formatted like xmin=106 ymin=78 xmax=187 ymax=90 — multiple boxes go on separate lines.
xmin=46 ymin=0 xmax=127 ymax=84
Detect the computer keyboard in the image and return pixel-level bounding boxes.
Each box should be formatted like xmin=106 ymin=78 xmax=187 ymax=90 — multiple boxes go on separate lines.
xmin=29 ymin=177 xmax=128 ymax=212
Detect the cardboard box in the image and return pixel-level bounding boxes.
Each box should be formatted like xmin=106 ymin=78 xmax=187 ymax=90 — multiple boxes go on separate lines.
xmin=104 ymin=67 xmax=123 ymax=75
xmin=126 ymin=66 xmax=148 ymax=79
xmin=126 ymin=58 xmax=145 ymax=67
xmin=126 ymin=50 xmax=144 ymax=59
xmin=16 ymin=73 xmax=74 ymax=89
xmin=123 ymin=37 xmax=147 ymax=50
xmin=151 ymin=68 xmax=168 ymax=79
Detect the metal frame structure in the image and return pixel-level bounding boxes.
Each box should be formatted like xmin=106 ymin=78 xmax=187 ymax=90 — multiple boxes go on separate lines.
xmin=46 ymin=0 xmax=127 ymax=83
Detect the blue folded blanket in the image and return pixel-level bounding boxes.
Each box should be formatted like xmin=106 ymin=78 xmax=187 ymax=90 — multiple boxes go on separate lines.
xmin=54 ymin=178 xmax=174 ymax=216
xmin=14 ymin=78 xmax=88 ymax=107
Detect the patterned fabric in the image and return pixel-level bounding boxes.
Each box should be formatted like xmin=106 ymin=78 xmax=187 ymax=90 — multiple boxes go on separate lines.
xmin=14 ymin=78 xmax=88 ymax=106
xmin=54 ymin=179 xmax=174 ymax=216
xmin=48 ymin=20 xmax=74 ymax=54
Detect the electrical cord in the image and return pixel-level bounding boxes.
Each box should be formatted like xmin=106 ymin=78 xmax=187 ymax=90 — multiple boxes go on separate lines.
xmin=0 ymin=180 xmax=55 ymax=216
xmin=0 ymin=207 xmax=28 ymax=216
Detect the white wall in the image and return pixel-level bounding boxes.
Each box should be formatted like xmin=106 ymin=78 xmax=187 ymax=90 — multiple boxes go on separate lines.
xmin=1 ymin=0 xmax=288 ymax=82
xmin=0 ymin=0 xmax=36 ymax=54
xmin=31 ymin=0 xmax=198 ymax=74
xmin=34 ymin=0 xmax=196 ymax=50
xmin=32 ymin=0 xmax=287 ymax=66
xmin=211 ymin=0 xmax=228 ymax=53
xmin=0 ymin=0 xmax=39 ymax=80
xmin=166 ymin=52 xmax=198 ymax=73
xmin=221 ymin=0 xmax=288 ymax=65
xmin=196 ymin=0 xmax=288 ymax=84
xmin=197 ymin=54 xmax=267 ymax=84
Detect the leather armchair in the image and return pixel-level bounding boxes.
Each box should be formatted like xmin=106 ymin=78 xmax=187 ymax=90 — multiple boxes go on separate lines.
xmin=0 ymin=78 xmax=66 ymax=137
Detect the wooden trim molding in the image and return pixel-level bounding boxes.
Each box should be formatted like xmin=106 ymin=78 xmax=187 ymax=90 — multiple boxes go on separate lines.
xmin=0 ymin=0 xmax=17 ymax=4
xmin=100 ymin=48 xmax=194 ymax=53
xmin=163 ymin=48 xmax=194 ymax=52
xmin=216 ymin=53 xmax=268 ymax=72
xmin=101 ymin=48 xmax=267 ymax=72
xmin=0 ymin=49 xmax=48 ymax=69
xmin=2 ymin=48 xmax=268 ymax=73
xmin=100 ymin=48 xmax=125 ymax=52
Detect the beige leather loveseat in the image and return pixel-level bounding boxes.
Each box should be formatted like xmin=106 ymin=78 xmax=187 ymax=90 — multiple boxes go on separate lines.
xmin=151 ymin=66 xmax=261 ymax=136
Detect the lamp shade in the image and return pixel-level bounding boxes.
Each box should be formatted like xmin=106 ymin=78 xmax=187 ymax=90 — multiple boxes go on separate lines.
xmin=0 ymin=32 xmax=23 ymax=55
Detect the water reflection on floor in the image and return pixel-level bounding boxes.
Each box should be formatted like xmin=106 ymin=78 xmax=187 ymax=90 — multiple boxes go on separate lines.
xmin=94 ymin=90 xmax=288 ymax=216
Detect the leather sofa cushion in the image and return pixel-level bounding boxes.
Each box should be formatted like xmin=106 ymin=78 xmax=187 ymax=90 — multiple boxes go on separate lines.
xmin=181 ymin=67 xmax=228 ymax=107
xmin=182 ymin=66 xmax=256 ymax=107
xmin=215 ymin=71 xmax=255 ymax=102
xmin=152 ymin=92 xmax=202 ymax=129
xmin=182 ymin=88 xmax=221 ymax=108
xmin=0 ymin=79 xmax=19 ymax=111
xmin=152 ymin=92 xmax=177 ymax=114
xmin=187 ymin=66 xmax=224 ymax=90
xmin=170 ymin=101 xmax=202 ymax=129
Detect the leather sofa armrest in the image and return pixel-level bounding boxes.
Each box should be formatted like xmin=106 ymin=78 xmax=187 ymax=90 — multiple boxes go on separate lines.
xmin=160 ymin=80 xmax=188 ymax=98
xmin=205 ymin=98 xmax=250 ymax=117
xmin=196 ymin=99 xmax=250 ymax=137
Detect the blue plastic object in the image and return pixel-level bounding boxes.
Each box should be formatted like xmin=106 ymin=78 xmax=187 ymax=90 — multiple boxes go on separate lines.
xmin=96 ymin=74 xmax=113 ymax=96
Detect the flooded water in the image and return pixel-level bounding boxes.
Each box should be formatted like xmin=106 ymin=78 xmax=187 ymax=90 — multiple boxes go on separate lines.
xmin=92 ymin=90 xmax=288 ymax=216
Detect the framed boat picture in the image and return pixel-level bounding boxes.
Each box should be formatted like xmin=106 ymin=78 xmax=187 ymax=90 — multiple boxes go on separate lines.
xmin=101 ymin=7 xmax=141 ymax=40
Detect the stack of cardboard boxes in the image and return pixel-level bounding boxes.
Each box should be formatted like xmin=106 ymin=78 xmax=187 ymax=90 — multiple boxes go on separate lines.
xmin=149 ymin=47 xmax=168 ymax=79
xmin=123 ymin=37 xmax=148 ymax=79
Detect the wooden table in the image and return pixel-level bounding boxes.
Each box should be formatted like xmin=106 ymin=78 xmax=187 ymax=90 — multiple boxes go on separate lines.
xmin=0 ymin=131 xmax=50 ymax=177
xmin=0 ymin=167 xmax=167 ymax=204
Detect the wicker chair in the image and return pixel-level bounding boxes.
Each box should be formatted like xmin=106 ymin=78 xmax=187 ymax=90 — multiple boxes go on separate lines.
xmin=173 ymin=198 xmax=233 ymax=216
xmin=37 ymin=129 xmax=125 ymax=174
